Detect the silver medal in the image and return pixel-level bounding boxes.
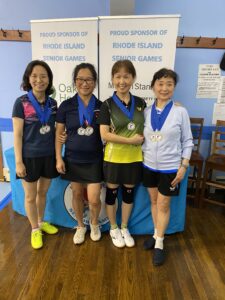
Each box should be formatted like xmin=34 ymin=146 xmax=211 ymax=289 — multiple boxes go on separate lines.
xmin=150 ymin=132 xmax=162 ymax=142
xmin=85 ymin=126 xmax=94 ymax=136
xmin=40 ymin=126 xmax=46 ymax=135
xmin=150 ymin=134 xmax=156 ymax=142
xmin=156 ymin=134 xmax=162 ymax=141
xmin=44 ymin=125 xmax=51 ymax=133
xmin=127 ymin=122 xmax=135 ymax=131
xmin=77 ymin=127 xmax=85 ymax=135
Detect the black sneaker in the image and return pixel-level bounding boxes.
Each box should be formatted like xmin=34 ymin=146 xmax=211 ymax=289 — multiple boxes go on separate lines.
xmin=153 ymin=248 xmax=165 ymax=266
xmin=143 ymin=236 xmax=155 ymax=250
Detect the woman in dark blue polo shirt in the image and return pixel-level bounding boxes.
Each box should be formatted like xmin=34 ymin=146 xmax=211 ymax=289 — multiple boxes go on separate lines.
xmin=55 ymin=63 xmax=103 ymax=245
xmin=12 ymin=60 xmax=59 ymax=250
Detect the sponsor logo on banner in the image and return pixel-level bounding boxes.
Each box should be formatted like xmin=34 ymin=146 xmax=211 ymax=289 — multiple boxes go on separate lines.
xmin=64 ymin=183 xmax=111 ymax=226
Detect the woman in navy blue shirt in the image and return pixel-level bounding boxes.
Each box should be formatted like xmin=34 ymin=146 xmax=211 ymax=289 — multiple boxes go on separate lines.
xmin=12 ymin=60 xmax=59 ymax=250
xmin=55 ymin=63 xmax=103 ymax=245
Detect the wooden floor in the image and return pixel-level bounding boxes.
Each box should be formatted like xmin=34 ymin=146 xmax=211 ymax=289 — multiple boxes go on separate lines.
xmin=0 ymin=203 xmax=225 ymax=300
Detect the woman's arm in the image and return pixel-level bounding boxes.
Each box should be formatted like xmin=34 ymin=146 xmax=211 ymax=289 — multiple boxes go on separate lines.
xmin=100 ymin=124 xmax=144 ymax=145
xmin=55 ymin=122 xmax=66 ymax=174
xmin=12 ymin=117 xmax=26 ymax=177
xmin=171 ymin=109 xmax=193 ymax=187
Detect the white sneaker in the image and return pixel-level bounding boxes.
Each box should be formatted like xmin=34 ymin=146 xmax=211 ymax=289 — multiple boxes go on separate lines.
xmin=121 ymin=228 xmax=135 ymax=247
xmin=73 ymin=226 xmax=87 ymax=244
xmin=90 ymin=223 xmax=101 ymax=241
xmin=110 ymin=228 xmax=125 ymax=248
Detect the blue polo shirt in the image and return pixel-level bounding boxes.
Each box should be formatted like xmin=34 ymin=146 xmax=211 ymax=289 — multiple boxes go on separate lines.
xmin=12 ymin=94 xmax=57 ymax=158
xmin=56 ymin=94 xmax=103 ymax=163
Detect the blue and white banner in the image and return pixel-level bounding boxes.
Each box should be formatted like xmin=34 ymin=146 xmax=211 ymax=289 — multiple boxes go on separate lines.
xmin=31 ymin=18 xmax=98 ymax=103
xmin=99 ymin=15 xmax=180 ymax=105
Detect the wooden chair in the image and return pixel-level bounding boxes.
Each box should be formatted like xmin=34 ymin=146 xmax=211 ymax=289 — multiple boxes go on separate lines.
xmin=187 ymin=118 xmax=204 ymax=207
xmin=200 ymin=120 xmax=225 ymax=207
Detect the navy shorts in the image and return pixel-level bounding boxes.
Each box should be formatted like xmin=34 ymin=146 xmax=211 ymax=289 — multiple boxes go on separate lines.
xmin=17 ymin=156 xmax=59 ymax=182
xmin=143 ymin=167 xmax=180 ymax=196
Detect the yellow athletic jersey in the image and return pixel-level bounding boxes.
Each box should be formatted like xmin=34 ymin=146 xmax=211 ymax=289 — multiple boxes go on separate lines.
xmin=98 ymin=95 xmax=146 ymax=163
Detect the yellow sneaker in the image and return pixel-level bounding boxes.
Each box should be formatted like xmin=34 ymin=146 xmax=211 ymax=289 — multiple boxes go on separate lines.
xmin=31 ymin=229 xmax=43 ymax=249
xmin=40 ymin=222 xmax=58 ymax=234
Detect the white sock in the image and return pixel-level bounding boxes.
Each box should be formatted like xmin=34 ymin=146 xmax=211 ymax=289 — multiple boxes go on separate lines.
xmin=153 ymin=228 xmax=157 ymax=240
xmin=32 ymin=227 xmax=40 ymax=233
xmin=155 ymin=236 xmax=164 ymax=250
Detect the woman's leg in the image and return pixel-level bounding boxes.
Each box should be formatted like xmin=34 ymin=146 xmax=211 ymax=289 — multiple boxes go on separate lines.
xmin=147 ymin=187 xmax=158 ymax=230
xmin=70 ymin=182 xmax=85 ymax=227
xmin=22 ymin=180 xmax=38 ymax=229
xmin=36 ymin=177 xmax=51 ymax=223
xmin=22 ymin=180 xmax=43 ymax=249
xmin=87 ymin=183 xmax=101 ymax=241
xmin=152 ymin=192 xmax=171 ymax=266
xmin=143 ymin=187 xmax=159 ymax=250
xmin=121 ymin=184 xmax=135 ymax=247
xmin=105 ymin=183 xmax=125 ymax=247
xmin=36 ymin=177 xmax=58 ymax=234
xmin=105 ymin=183 xmax=119 ymax=226
xmin=87 ymin=183 xmax=101 ymax=225
xmin=156 ymin=192 xmax=171 ymax=239
xmin=71 ymin=182 xmax=87 ymax=244
xmin=121 ymin=184 xmax=135 ymax=225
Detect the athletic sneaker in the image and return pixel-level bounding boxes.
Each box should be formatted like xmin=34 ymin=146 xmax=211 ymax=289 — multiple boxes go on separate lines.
xmin=73 ymin=226 xmax=87 ymax=245
xmin=110 ymin=228 xmax=125 ymax=248
xmin=31 ymin=229 xmax=43 ymax=249
xmin=153 ymin=248 xmax=166 ymax=266
xmin=90 ymin=223 xmax=101 ymax=241
xmin=40 ymin=222 xmax=58 ymax=234
xmin=121 ymin=228 xmax=135 ymax=247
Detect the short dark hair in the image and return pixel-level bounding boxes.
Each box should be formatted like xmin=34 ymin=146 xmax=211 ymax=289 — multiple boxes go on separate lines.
xmin=151 ymin=68 xmax=178 ymax=88
xmin=72 ymin=63 xmax=98 ymax=84
xmin=21 ymin=60 xmax=54 ymax=95
xmin=111 ymin=60 xmax=136 ymax=78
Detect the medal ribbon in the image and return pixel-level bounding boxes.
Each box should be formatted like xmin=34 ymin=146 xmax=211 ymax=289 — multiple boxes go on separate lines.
xmin=112 ymin=92 xmax=135 ymax=121
xmin=151 ymin=100 xmax=173 ymax=131
xmin=28 ymin=90 xmax=52 ymax=125
xmin=77 ymin=94 xmax=96 ymax=127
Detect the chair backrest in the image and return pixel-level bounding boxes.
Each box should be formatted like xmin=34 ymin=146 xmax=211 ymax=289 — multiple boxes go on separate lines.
xmin=190 ymin=117 xmax=204 ymax=152
xmin=212 ymin=120 xmax=225 ymax=156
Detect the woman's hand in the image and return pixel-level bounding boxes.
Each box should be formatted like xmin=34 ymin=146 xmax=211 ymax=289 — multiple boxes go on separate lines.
xmin=129 ymin=134 xmax=144 ymax=145
xmin=171 ymin=166 xmax=186 ymax=187
xmin=58 ymin=131 xmax=67 ymax=144
xmin=16 ymin=161 xmax=27 ymax=178
xmin=56 ymin=158 xmax=66 ymax=174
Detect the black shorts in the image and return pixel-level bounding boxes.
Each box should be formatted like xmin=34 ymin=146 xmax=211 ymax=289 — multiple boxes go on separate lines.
xmin=61 ymin=160 xmax=103 ymax=183
xmin=103 ymin=161 xmax=142 ymax=185
xmin=17 ymin=156 xmax=59 ymax=182
xmin=143 ymin=167 xmax=180 ymax=196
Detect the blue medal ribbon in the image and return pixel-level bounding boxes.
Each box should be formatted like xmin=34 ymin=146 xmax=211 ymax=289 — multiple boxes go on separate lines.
xmin=77 ymin=94 xmax=96 ymax=127
xmin=151 ymin=100 xmax=173 ymax=131
xmin=112 ymin=92 xmax=135 ymax=121
xmin=27 ymin=90 xmax=52 ymax=125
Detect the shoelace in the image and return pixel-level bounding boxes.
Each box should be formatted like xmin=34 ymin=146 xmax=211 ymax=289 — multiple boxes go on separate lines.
xmin=76 ymin=227 xmax=86 ymax=238
xmin=33 ymin=230 xmax=42 ymax=237
xmin=92 ymin=225 xmax=100 ymax=235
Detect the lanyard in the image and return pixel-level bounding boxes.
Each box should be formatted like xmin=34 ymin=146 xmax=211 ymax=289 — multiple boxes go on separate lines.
xmin=151 ymin=100 xmax=173 ymax=131
xmin=112 ymin=92 xmax=135 ymax=121
xmin=77 ymin=94 xmax=96 ymax=127
xmin=27 ymin=90 xmax=51 ymax=125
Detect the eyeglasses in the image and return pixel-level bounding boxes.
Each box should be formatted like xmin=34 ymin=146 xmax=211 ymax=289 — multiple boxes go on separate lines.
xmin=75 ymin=77 xmax=94 ymax=85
